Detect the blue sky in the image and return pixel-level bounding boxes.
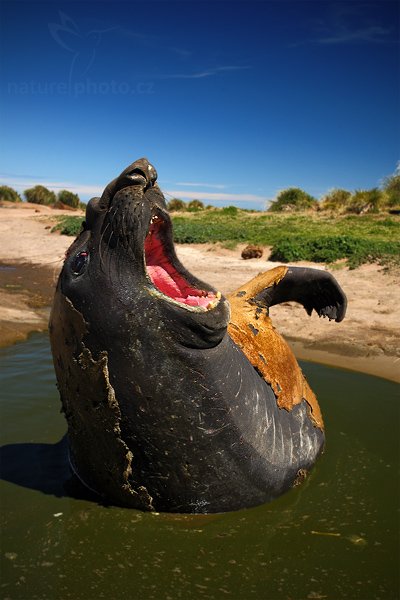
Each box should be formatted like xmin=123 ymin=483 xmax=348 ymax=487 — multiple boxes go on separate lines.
xmin=1 ymin=0 xmax=399 ymax=209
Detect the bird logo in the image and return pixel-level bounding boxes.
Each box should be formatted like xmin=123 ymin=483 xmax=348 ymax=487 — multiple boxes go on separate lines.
xmin=48 ymin=12 xmax=115 ymax=88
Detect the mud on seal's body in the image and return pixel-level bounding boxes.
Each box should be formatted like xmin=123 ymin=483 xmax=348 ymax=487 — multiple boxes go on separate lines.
xmin=49 ymin=158 xmax=347 ymax=513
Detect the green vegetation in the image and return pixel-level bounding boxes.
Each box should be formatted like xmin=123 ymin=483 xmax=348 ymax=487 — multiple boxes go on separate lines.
xmin=319 ymin=186 xmax=397 ymax=214
xmin=0 ymin=183 xmax=82 ymax=209
xmin=270 ymin=167 xmax=400 ymax=214
xmin=345 ymin=188 xmax=384 ymax=214
xmin=173 ymin=211 xmax=400 ymax=269
xmin=320 ymin=189 xmax=352 ymax=212
xmin=168 ymin=198 xmax=213 ymax=212
xmin=269 ymin=187 xmax=318 ymax=212
xmin=382 ymin=173 xmax=400 ymax=208
xmin=221 ymin=205 xmax=239 ymax=216
xmin=24 ymin=185 xmax=56 ymax=205
xmin=167 ymin=198 xmax=187 ymax=211
xmin=271 ymin=184 xmax=395 ymax=215
xmin=0 ymin=185 xmax=22 ymax=202
xmin=56 ymin=189 xmax=80 ymax=209
xmin=269 ymin=235 xmax=397 ymax=269
xmin=51 ymin=210 xmax=399 ymax=268
xmin=52 ymin=215 xmax=84 ymax=236
xmin=187 ymin=199 xmax=205 ymax=212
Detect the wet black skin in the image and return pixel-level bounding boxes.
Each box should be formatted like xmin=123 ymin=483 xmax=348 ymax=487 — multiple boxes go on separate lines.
xmin=50 ymin=158 xmax=335 ymax=513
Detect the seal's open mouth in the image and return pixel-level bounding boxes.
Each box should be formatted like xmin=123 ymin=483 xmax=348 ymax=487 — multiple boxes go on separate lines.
xmin=144 ymin=213 xmax=220 ymax=311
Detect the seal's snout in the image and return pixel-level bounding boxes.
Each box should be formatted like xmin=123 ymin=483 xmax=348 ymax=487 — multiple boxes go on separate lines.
xmin=99 ymin=158 xmax=159 ymax=209
xmin=125 ymin=158 xmax=158 ymax=189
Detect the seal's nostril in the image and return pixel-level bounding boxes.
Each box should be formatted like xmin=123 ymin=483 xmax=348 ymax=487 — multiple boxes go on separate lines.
xmin=126 ymin=165 xmax=157 ymax=187
xmin=127 ymin=168 xmax=147 ymax=180
xmin=125 ymin=169 xmax=148 ymax=188
xmin=147 ymin=163 xmax=158 ymax=185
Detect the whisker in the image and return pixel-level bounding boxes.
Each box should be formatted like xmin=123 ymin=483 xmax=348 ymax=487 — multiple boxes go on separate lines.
xmin=106 ymin=206 xmax=120 ymax=274
xmin=99 ymin=203 xmax=121 ymax=271
xmin=109 ymin=205 xmax=118 ymax=224
xmin=106 ymin=230 xmax=116 ymax=281
xmin=98 ymin=221 xmax=111 ymax=272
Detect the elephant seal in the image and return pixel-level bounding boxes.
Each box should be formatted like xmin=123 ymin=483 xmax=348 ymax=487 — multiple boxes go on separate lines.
xmin=49 ymin=158 xmax=347 ymax=513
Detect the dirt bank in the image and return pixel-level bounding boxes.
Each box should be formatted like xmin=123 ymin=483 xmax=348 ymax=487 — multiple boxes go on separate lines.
xmin=1 ymin=205 xmax=399 ymax=382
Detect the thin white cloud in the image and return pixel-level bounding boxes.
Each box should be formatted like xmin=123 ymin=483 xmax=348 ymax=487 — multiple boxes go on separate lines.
xmin=116 ymin=27 xmax=191 ymax=58
xmin=292 ymin=2 xmax=398 ymax=49
xmin=165 ymin=189 xmax=266 ymax=203
xmin=170 ymin=47 xmax=192 ymax=58
xmin=174 ymin=181 xmax=227 ymax=189
xmin=0 ymin=175 xmax=102 ymax=198
xmin=162 ymin=65 xmax=251 ymax=80
xmin=316 ymin=26 xmax=396 ymax=45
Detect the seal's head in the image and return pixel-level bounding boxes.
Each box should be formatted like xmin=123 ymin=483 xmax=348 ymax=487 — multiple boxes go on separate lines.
xmin=61 ymin=158 xmax=230 ymax=349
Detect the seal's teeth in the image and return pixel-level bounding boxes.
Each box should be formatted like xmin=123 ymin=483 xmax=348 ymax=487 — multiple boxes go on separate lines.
xmin=216 ymin=291 xmax=222 ymax=300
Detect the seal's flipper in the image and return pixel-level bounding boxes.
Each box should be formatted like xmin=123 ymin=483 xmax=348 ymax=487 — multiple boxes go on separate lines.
xmin=227 ymin=266 xmax=324 ymax=429
xmin=227 ymin=265 xmax=346 ymax=428
xmin=254 ymin=266 xmax=347 ymax=322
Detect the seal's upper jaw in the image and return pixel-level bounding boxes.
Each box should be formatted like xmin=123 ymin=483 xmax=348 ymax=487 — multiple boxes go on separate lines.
xmin=144 ymin=210 xmax=221 ymax=312
xmin=117 ymin=159 xmax=158 ymax=194
xmin=99 ymin=158 xmax=159 ymax=210
xmin=94 ymin=157 xmax=223 ymax=313
xmin=124 ymin=160 xmax=158 ymax=188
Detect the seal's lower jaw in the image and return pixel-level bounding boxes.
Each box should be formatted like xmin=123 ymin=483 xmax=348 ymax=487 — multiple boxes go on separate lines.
xmin=144 ymin=214 xmax=221 ymax=312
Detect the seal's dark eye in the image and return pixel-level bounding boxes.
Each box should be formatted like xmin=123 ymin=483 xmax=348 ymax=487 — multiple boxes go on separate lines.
xmin=71 ymin=251 xmax=89 ymax=275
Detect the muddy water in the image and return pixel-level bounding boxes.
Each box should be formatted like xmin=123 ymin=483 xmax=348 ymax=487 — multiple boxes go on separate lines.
xmin=1 ymin=333 xmax=399 ymax=600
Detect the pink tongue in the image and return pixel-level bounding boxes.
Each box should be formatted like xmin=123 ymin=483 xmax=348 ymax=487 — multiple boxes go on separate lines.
xmin=147 ymin=265 xmax=213 ymax=308
xmin=147 ymin=265 xmax=182 ymax=298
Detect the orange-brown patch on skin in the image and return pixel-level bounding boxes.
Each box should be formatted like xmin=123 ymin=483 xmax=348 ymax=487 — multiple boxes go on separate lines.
xmin=227 ymin=266 xmax=324 ymax=430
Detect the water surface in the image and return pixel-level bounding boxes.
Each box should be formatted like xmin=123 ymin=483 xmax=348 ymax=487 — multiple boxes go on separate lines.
xmin=1 ymin=333 xmax=399 ymax=600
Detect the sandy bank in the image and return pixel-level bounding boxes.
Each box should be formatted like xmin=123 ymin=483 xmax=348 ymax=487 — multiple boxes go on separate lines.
xmin=0 ymin=205 xmax=399 ymax=382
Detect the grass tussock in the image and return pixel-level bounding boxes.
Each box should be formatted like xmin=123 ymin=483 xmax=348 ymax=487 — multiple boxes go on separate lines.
xmin=52 ymin=215 xmax=84 ymax=236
